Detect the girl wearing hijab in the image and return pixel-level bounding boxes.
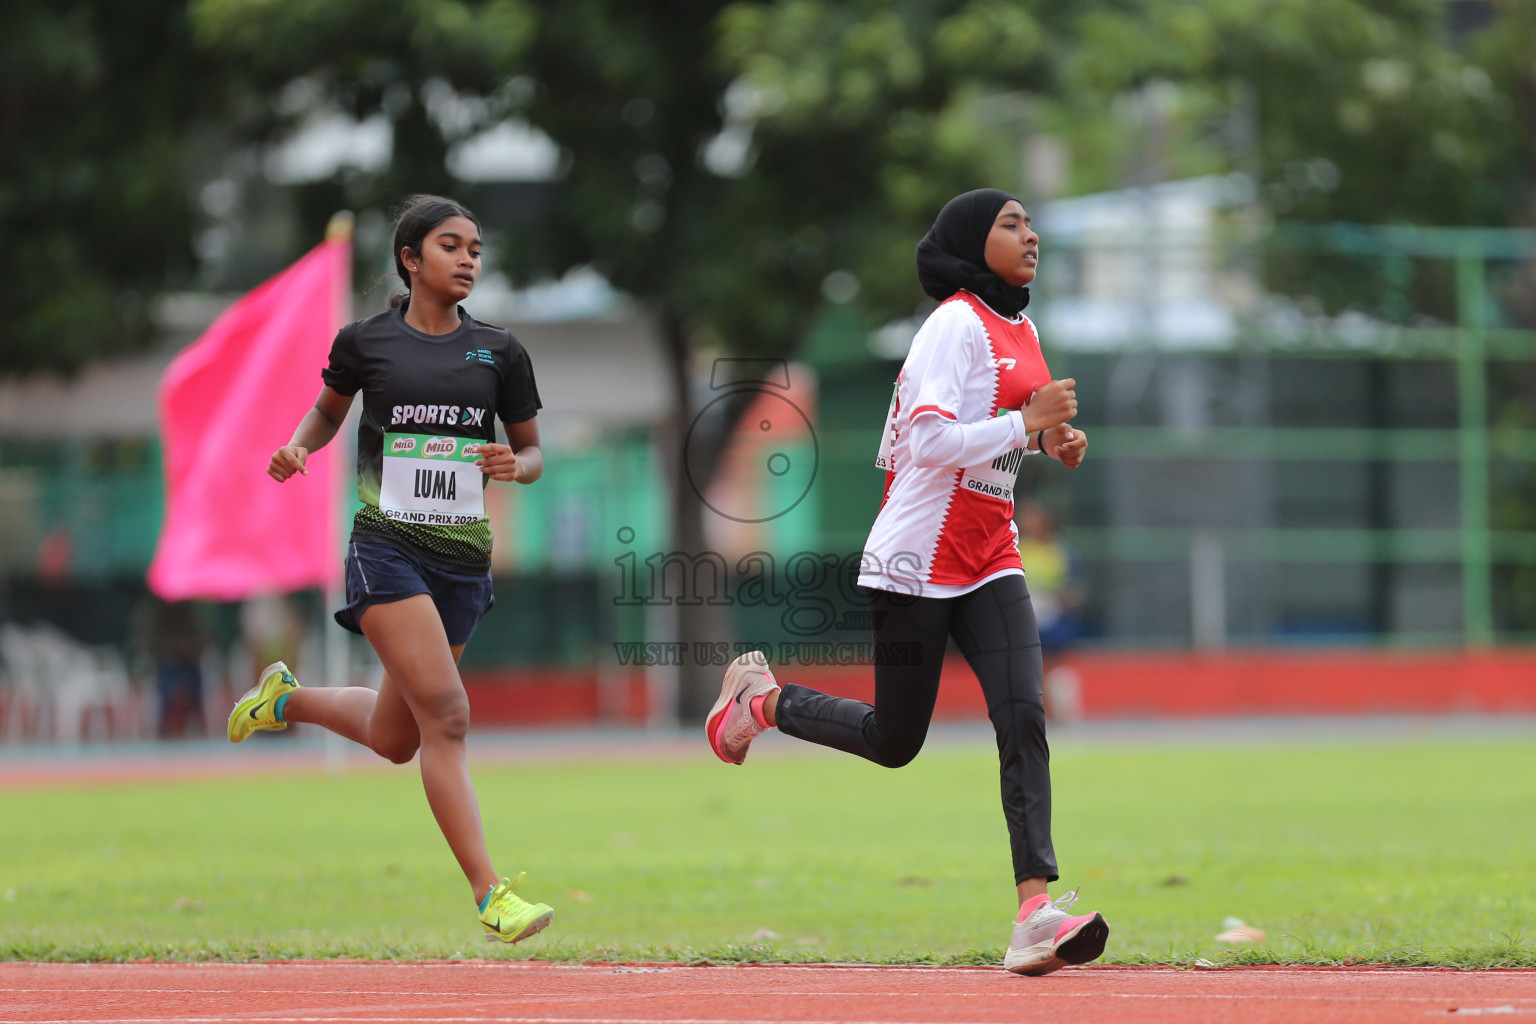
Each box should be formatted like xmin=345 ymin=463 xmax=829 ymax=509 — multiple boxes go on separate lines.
xmin=706 ymin=189 xmax=1105 ymax=976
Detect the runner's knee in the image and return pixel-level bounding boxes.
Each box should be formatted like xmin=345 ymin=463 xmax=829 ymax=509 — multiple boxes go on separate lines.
xmin=870 ymin=733 xmax=924 ymax=768
xmin=372 ymin=735 xmax=420 ymax=764
xmin=415 ymin=689 xmax=471 ymax=742
xmin=989 ymin=693 xmax=1046 ymax=742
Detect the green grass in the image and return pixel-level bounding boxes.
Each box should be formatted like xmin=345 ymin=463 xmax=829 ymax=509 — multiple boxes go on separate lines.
xmin=3 ymin=733 xmax=1536 ymax=965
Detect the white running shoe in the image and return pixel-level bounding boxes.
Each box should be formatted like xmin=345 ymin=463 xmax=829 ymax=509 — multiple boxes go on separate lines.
xmin=1003 ymin=889 xmax=1109 ymax=976
xmin=706 ymin=651 xmax=779 ymax=764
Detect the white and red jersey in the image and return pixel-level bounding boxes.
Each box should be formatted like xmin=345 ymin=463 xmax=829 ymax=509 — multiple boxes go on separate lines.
xmin=858 ymin=290 xmax=1052 ymax=598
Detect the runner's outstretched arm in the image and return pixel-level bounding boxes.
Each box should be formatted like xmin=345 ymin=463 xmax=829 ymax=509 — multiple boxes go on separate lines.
xmin=269 ymin=386 xmax=355 ymax=481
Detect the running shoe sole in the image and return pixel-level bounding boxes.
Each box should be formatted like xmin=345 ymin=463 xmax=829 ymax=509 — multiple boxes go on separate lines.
xmin=483 ymin=908 xmax=555 ymax=944
xmin=706 ymin=653 xmax=768 ymax=764
xmin=1007 ymin=912 xmax=1109 ymax=976
xmin=227 ymin=661 xmax=296 ymax=743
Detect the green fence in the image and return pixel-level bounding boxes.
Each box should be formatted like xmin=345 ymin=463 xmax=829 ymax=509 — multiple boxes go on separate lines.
xmin=808 ymin=223 xmax=1536 ymax=648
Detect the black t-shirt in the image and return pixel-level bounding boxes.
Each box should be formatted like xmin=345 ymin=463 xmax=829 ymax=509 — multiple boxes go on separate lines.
xmin=321 ymin=306 xmax=541 ymax=569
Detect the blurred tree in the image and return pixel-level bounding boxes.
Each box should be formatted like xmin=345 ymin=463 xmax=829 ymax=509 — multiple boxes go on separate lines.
xmin=1039 ymin=0 xmax=1510 ymax=224
xmin=0 ymin=0 xmax=220 ymax=375
xmin=10 ymin=0 xmax=1532 ymax=363
xmin=1016 ymin=0 xmax=1526 ymax=327
xmin=505 ymin=0 xmax=1026 ymax=714
xmin=723 ymin=0 xmax=1531 ymax=322
xmin=189 ymin=0 xmax=538 ymax=278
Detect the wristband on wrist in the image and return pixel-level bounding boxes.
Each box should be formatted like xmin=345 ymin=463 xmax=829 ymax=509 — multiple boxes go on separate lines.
xmin=1035 ymin=430 xmax=1046 ymax=454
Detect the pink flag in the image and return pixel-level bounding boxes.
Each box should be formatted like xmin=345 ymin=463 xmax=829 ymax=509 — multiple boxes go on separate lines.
xmin=148 ymin=233 xmax=350 ymax=600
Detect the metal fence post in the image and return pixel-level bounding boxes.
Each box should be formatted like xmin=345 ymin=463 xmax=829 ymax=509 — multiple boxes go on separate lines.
xmin=1456 ymin=246 xmax=1493 ymax=646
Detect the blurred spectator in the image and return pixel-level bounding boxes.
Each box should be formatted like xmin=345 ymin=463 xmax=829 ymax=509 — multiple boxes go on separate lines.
xmin=36 ymin=526 xmax=72 ymax=589
xmin=1017 ymin=500 xmax=1084 ymax=723
xmin=239 ymin=593 xmax=305 ymax=700
xmin=131 ymin=595 xmax=209 ymax=738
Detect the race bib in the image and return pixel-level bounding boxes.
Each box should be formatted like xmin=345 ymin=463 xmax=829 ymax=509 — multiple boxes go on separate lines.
xmin=960 ymin=446 xmax=1027 ymax=502
xmin=378 ymin=433 xmax=486 ymax=526
xmin=874 ymin=381 xmax=899 ymax=471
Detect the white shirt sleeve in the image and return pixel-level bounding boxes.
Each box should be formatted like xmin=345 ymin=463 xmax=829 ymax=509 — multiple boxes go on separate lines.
xmin=901 ymin=302 xmax=1037 ymax=469
xmin=908 ymin=408 xmax=1032 ymax=468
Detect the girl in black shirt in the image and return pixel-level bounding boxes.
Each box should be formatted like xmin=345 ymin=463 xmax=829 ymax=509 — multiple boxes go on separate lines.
xmin=229 ymin=195 xmax=555 ymax=945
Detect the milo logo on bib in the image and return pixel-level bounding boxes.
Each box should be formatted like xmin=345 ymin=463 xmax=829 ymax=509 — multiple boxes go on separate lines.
xmin=379 ymin=433 xmax=486 ymax=526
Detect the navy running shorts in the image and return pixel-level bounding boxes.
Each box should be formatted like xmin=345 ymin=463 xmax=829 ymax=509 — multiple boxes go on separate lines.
xmin=334 ymin=539 xmax=496 ymax=646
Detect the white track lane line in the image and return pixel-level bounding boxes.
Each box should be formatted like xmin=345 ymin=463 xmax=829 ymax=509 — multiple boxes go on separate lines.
xmin=7 ymin=995 xmax=1536 ymax=1024
xmin=6 ymin=989 xmax=1536 ymax=1002
xmin=2 ymin=1018 xmax=1026 ymax=1024
xmin=8 ymin=964 xmax=1536 ymax=977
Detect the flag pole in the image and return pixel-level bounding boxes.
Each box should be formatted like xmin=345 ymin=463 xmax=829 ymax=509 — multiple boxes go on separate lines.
xmin=323 ymin=211 xmax=354 ymax=774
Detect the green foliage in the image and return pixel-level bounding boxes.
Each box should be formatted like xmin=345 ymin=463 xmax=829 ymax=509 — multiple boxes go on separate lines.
xmin=681 ymin=0 xmax=1031 ymax=338
xmin=934 ymin=0 xmax=1513 ymax=225
xmin=932 ymin=2 xmax=1044 ymax=77
xmin=8 ymin=0 xmax=1536 ymax=372
xmin=3 ymin=736 xmax=1536 ymax=964
xmin=500 ymin=0 xmax=744 ymax=337
xmin=190 ymin=0 xmax=537 ymax=220
xmin=1469 ymin=0 xmax=1536 ymax=224
xmin=477 ymin=1 xmax=1012 ymax=360
xmin=0 ymin=0 xmax=216 ymax=374
xmin=191 ymin=0 xmax=533 ymax=77
xmin=705 ymin=0 xmax=1533 ymax=334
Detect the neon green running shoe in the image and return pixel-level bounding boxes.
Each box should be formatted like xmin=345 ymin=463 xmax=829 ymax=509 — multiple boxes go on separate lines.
xmin=227 ymin=661 xmax=300 ymax=743
xmin=479 ymin=872 xmax=555 ymax=944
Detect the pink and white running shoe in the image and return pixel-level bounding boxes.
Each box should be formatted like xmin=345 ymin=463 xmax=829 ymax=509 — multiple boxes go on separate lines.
xmin=706 ymin=651 xmax=779 ymax=764
xmin=1003 ymin=889 xmax=1109 ymax=976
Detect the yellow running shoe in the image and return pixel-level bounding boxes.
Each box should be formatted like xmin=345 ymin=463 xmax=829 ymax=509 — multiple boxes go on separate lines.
xmin=479 ymin=872 xmax=555 ymax=944
xmin=227 ymin=661 xmax=300 ymax=743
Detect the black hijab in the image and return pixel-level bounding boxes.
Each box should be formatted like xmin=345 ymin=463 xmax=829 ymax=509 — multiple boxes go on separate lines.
xmin=915 ymin=188 xmax=1030 ymax=318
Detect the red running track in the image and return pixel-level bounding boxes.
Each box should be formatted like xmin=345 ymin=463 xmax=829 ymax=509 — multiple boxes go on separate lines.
xmin=3 ymin=962 xmax=1536 ymax=1024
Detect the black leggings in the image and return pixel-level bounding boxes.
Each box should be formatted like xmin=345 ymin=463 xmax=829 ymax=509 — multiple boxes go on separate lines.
xmin=774 ymin=574 xmax=1057 ymax=884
